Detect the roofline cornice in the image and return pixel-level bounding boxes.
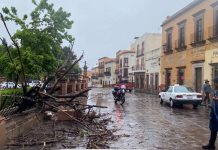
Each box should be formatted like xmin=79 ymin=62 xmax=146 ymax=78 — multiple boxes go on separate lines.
xmin=161 ymin=0 xmax=204 ymax=27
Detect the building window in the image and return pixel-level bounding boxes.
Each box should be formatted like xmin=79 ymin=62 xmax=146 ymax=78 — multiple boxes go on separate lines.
xmin=196 ymin=18 xmax=203 ymax=42
xmin=192 ymin=10 xmax=205 ymax=44
xmin=166 ymin=29 xmax=173 ymax=51
xmin=141 ymin=42 xmax=144 ymax=55
xmin=177 ymin=20 xmax=186 ymax=50
xmin=179 ymin=26 xmax=185 ymax=48
xmin=215 ymin=10 xmax=218 ymax=36
xmin=211 ymin=2 xmax=218 ymax=37
xmin=137 ymin=44 xmax=140 ymax=56
xmin=177 ymin=68 xmax=185 ymax=85
xmin=124 ymin=58 xmax=128 ymax=67
xmin=141 ymin=58 xmax=144 ymax=70
xmin=106 ymin=67 xmax=111 ymax=73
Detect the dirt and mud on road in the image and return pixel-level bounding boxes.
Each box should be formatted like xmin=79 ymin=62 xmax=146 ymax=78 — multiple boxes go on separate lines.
xmin=4 ymin=91 xmax=122 ymax=150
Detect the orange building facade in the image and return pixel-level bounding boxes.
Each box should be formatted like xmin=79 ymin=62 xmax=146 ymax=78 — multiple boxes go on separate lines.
xmin=161 ymin=0 xmax=218 ymax=92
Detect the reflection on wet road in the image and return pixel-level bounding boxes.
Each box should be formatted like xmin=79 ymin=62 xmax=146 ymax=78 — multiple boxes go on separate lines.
xmin=88 ymin=88 xmax=217 ymax=150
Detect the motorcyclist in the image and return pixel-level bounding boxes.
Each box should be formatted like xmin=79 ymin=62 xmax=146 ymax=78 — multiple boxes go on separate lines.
xmin=112 ymin=85 xmax=120 ymax=99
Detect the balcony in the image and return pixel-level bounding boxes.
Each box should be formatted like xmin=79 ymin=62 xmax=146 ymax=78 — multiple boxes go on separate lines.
xmin=98 ymin=73 xmax=104 ymax=77
xmin=91 ymin=76 xmax=98 ymax=80
xmin=98 ymin=65 xmax=104 ymax=69
xmin=175 ymin=40 xmax=187 ymax=51
xmin=133 ymin=65 xmax=145 ymax=72
xmin=208 ymin=25 xmax=218 ymax=42
xmin=104 ymin=71 xmax=111 ymax=76
xmin=190 ymin=32 xmax=206 ymax=47
xmin=162 ymin=44 xmax=173 ymax=54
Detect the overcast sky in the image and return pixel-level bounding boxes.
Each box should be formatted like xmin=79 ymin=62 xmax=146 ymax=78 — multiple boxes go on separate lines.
xmin=0 ymin=0 xmax=192 ymax=69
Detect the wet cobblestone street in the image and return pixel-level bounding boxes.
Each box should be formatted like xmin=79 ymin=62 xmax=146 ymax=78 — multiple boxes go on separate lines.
xmin=88 ymin=88 xmax=217 ymax=150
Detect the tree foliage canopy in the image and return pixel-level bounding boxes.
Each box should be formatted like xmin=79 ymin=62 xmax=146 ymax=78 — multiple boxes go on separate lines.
xmin=1 ymin=0 xmax=79 ymax=81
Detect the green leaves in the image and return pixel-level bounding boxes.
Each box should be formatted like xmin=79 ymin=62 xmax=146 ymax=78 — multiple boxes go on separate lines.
xmin=1 ymin=0 xmax=78 ymax=81
xmin=2 ymin=7 xmax=9 ymax=14
xmin=11 ymin=7 xmax=17 ymax=15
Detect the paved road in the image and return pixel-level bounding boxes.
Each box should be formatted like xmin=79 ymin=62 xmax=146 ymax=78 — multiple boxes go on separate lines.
xmin=88 ymin=88 xmax=217 ymax=150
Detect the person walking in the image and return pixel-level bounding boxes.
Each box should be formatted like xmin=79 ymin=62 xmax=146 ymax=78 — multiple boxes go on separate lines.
xmin=202 ymin=79 xmax=212 ymax=107
xmin=202 ymin=77 xmax=218 ymax=150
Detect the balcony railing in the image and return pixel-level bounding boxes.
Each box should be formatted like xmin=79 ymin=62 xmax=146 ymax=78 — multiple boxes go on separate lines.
xmin=190 ymin=32 xmax=206 ymax=47
xmin=98 ymin=65 xmax=104 ymax=69
xmin=91 ymin=76 xmax=98 ymax=80
xmin=104 ymin=71 xmax=111 ymax=76
xmin=162 ymin=44 xmax=173 ymax=54
xmin=208 ymin=25 xmax=218 ymax=42
xmin=175 ymin=39 xmax=187 ymax=51
xmin=136 ymin=49 xmax=144 ymax=57
xmin=133 ymin=65 xmax=145 ymax=71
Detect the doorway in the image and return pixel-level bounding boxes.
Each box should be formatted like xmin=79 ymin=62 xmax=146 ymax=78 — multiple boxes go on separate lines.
xmin=195 ymin=67 xmax=202 ymax=92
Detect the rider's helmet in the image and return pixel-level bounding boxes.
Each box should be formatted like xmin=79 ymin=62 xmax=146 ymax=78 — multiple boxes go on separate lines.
xmin=114 ymin=85 xmax=120 ymax=91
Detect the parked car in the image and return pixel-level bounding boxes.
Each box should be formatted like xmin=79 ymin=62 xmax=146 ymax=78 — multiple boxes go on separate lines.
xmin=28 ymin=80 xmax=42 ymax=87
xmin=159 ymin=84 xmax=203 ymax=109
xmin=117 ymin=80 xmax=134 ymax=92
xmin=0 ymin=82 xmax=15 ymax=89
xmin=17 ymin=84 xmax=22 ymax=88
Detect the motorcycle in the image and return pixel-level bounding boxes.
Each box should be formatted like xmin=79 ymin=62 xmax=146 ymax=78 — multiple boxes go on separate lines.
xmin=112 ymin=88 xmax=126 ymax=105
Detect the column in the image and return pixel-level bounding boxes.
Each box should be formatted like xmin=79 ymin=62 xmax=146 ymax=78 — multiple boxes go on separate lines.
xmin=61 ymin=79 xmax=67 ymax=95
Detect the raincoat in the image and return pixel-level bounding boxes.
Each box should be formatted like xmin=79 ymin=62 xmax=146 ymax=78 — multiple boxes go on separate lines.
xmin=209 ymin=90 xmax=218 ymax=131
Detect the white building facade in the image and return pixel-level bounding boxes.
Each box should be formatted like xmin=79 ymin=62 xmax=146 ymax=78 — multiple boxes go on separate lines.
xmin=104 ymin=59 xmax=117 ymax=87
xmin=145 ymin=48 xmax=161 ymax=93
xmin=118 ymin=51 xmax=136 ymax=83
xmin=132 ymin=33 xmax=162 ymax=92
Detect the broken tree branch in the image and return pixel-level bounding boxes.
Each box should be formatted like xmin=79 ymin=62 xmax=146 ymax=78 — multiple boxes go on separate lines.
xmin=50 ymin=53 xmax=84 ymax=94
xmin=75 ymin=104 xmax=108 ymax=109
xmin=54 ymin=89 xmax=90 ymax=99
xmin=44 ymin=101 xmax=94 ymax=132
xmin=68 ymin=89 xmax=90 ymax=102
xmin=0 ymin=13 xmax=27 ymax=94
xmin=40 ymin=76 xmax=55 ymax=92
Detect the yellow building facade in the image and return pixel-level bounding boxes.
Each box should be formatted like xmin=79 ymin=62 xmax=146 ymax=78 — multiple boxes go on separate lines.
xmin=161 ymin=0 xmax=218 ymax=92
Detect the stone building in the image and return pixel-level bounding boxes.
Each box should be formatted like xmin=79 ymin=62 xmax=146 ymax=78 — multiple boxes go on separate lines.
xmin=161 ymin=0 xmax=218 ymax=92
